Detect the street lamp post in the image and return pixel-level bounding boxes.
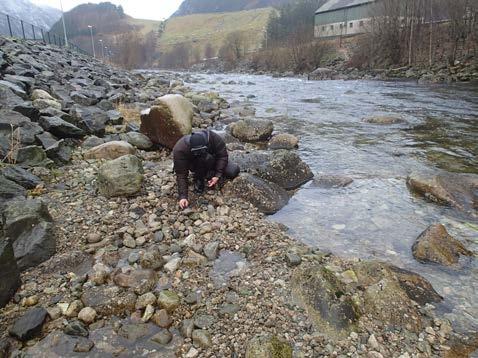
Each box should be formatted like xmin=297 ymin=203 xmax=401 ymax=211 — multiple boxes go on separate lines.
xmin=99 ymin=39 xmax=105 ymax=59
xmin=59 ymin=0 xmax=68 ymax=47
xmin=88 ymin=25 xmax=96 ymax=58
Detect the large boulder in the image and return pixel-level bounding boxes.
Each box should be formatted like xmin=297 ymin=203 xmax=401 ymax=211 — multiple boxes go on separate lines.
xmin=223 ymin=174 xmax=289 ymax=215
xmin=258 ymin=150 xmax=313 ymax=190
xmin=0 ymin=238 xmax=21 ymax=308
xmin=97 ymin=155 xmax=144 ymax=197
xmin=2 ymin=198 xmax=55 ymax=271
xmin=70 ymin=105 xmax=109 ymax=137
xmin=230 ymin=118 xmax=273 ymax=142
xmin=407 ymin=172 xmax=478 ymax=217
xmin=140 ymin=94 xmax=193 ymax=149
xmin=38 ymin=116 xmax=85 ymax=138
xmin=45 ymin=140 xmax=73 ymax=165
xmin=230 ymin=150 xmax=313 ymax=190
xmin=292 ymin=259 xmax=432 ymax=339
xmin=412 ymin=224 xmax=473 ymax=266
xmin=84 ymin=141 xmax=136 ymax=160
xmin=268 ymin=133 xmax=299 ymax=150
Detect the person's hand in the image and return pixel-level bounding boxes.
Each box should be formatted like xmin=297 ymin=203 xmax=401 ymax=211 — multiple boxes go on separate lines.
xmin=208 ymin=177 xmax=219 ymax=188
xmin=179 ymin=199 xmax=189 ymax=209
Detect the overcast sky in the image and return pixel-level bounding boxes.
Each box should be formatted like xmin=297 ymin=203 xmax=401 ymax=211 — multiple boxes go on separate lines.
xmin=31 ymin=0 xmax=184 ymax=20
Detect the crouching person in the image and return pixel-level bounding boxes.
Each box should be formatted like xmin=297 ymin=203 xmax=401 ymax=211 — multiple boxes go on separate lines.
xmin=173 ymin=130 xmax=240 ymax=209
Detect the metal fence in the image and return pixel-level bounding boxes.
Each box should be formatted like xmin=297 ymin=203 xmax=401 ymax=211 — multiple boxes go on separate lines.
xmin=0 ymin=11 xmax=89 ymax=55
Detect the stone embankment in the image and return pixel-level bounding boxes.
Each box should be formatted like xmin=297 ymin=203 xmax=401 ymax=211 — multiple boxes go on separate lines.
xmin=0 ymin=35 xmax=477 ymax=357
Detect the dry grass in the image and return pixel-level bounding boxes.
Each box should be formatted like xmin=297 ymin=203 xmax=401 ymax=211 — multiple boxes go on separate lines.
xmin=116 ymin=103 xmax=142 ymax=125
xmin=2 ymin=125 xmax=21 ymax=164
xmin=159 ymin=8 xmax=275 ymax=57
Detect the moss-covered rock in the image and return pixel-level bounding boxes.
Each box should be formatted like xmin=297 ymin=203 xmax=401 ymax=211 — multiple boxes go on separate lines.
xmin=245 ymin=335 xmax=292 ymax=358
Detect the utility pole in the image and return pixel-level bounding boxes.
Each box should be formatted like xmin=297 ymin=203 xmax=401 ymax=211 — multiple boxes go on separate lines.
xmin=429 ymin=0 xmax=433 ymax=67
xmin=88 ymin=25 xmax=96 ymax=58
xmin=59 ymin=0 xmax=68 ymax=47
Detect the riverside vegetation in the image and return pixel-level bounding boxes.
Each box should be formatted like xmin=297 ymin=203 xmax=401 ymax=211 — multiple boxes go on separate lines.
xmin=0 ymin=35 xmax=477 ymax=357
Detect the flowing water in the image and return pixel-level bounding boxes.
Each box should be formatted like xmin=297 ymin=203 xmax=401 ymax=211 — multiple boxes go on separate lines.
xmin=184 ymin=73 xmax=478 ymax=332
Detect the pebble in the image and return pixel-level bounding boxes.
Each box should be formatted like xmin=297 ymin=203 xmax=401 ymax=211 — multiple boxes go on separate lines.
xmin=285 ymin=252 xmax=302 ymax=266
xmin=185 ymin=347 xmax=199 ymax=358
xmin=164 ymin=257 xmax=181 ymax=273
xmin=152 ymin=309 xmax=172 ymax=328
xmin=142 ymin=304 xmax=155 ymax=322
xmin=157 ymin=290 xmax=180 ymax=312
xmin=180 ymin=319 xmax=194 ymax=338
xmin=192 ymin=329 xmax=212 ymax=348
xmin=78 ymin=307 xmax=97 ymax=324
xmin=64 ymin=321 xmax=89 ymax=337
xmin=136 ymin=292 xmax=157 ymax=310
xmin=368 ymin=334 xmax=379 ymax=350
xmin=123 ymin=234 xmax=136 ymax=248
xmin=87 ymin=233 xmax=102 ymax=244
xmin=203 ymin=241 xmax=219 ymax=260
xmin=151 ymin=329 xmax=173 ymax=345
xmin=128 ymin=252 xmax=140 ymax=264
xmin=65 ymin=300 xmax=84 ymax=318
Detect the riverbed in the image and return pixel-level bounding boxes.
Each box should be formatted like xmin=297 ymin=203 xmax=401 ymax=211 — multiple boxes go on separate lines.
xmin=185 ymin=73 xmax=478 ymax=332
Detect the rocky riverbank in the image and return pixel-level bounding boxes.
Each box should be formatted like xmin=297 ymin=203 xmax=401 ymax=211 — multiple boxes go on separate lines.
xmin=190 ymin=55 xmax=478 ymax=84
xmin=1 ymin=35 xmax=477 ymax=357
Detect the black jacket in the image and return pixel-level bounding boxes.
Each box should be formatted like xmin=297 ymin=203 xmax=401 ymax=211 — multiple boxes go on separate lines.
xmin=173 ymin=130 xmax=228 ymax=199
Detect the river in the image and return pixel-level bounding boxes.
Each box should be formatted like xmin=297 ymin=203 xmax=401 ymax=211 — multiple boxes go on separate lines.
xmin=184 ymin=73 xmax=478 ymax=332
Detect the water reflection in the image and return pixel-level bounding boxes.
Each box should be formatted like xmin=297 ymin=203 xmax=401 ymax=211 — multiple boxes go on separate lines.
xmin=185 ymin=73 xmax=478 ymax=331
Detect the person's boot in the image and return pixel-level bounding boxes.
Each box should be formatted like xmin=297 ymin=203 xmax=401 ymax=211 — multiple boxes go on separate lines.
xmin=194 ymin=178 xmax=205 ymax=194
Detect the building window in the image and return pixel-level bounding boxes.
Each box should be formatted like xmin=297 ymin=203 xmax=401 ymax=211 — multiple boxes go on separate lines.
xmin=359 ymin=20 xmax=364 ymax=27
xmin=330 ymin=25 xmax=334 ymax=30
xmin=322 ymin=26 xmax=325 ymax=31
xmin=339 ymin=24 xmax=343 ymax=29
xmin=349 ymin=22 xmax=353 ymax=28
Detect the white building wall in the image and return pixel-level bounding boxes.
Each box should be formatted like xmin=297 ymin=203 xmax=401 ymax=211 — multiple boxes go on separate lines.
xmin=314 ymin=17 xmax=372 ymax=38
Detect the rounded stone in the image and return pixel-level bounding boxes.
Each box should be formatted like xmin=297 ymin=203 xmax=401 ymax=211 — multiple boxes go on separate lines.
xmin=78 ymin=307 xmax=97 ymax=324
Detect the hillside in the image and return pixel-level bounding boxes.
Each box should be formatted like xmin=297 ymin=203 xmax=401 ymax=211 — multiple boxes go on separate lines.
xmin=172 ymin=0 xmax=291 ymax=16
xmin=159 ymin=8 xmax=275 ymax=65
xmin=49 ymin=2 xmax=161 ymax=65
xmin=0 ymin=0 xmax=61 ymax=34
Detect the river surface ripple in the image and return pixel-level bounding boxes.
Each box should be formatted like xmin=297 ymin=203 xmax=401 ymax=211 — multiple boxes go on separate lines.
xmin=184 ymin=73 xmax=478 ymax=332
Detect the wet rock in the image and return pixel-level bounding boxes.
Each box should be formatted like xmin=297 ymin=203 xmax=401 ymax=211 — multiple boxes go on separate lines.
xmin=257 ymin=150 xmax=313 ymax=190
xmin=157 ymin=290 xmax=180 ymax=313
xmin=151 ymin=329 xmax=172 ymax=345
xmin=84 ymin=140 xmax=136 ymax=160
xmin=97 ymin=154 xmax=144 ymax=197
xmin=407 ymin=172 xmax=478 ymax=217
xmin=121 ymin=132 xmax=154 ymax=150
xmin=38 ymin=116 xmax=84 ymax=138
xmin=140 ymin=94 xmax=193 ymax=149
xmin=363 ymin=115 xmax=405 ymax=124
xmin=245 ymin=335 xmax=292 ymax=358
xmin=78 ymin=307 xmax=97 ymax=324
xmin=3 ymin=198 xmax=55 ymax=271
xmin=268 ymin=133 xmax=299 ymax=150
xmin=230 ymin=118 xmax=273 ymax=142
xmin=9 ymin=307 xmax=48 ymax=341
xmin=389 ymin=266 xmax=442 ymax=305
xmin=192 ymin=329 xmax=212 ymax=348
xmin=64 ymin=320 xmax=89 ymax=337
xmin=81 ymin=286 xmax=137 ymax=317
xmin=292 ymin=260 xmax=424 ymax=339
xmin=224 ymin=173 xmax=289 ymax=215
xmin=0 ymin=238 xmax=21 ymax=308
xmin=412 ymin=224 xmax=473 ymax=266
xmin=311 ymin=175 xmax=354 ymax=188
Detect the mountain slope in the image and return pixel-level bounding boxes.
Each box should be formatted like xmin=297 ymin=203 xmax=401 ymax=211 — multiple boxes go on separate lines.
xmin=49 ymin=2 xmax=161 ymax=61
xmin=173 ymin=0 xmax=291 ymax=17
xmin=0 ymin=0 xmax=61 ymax=34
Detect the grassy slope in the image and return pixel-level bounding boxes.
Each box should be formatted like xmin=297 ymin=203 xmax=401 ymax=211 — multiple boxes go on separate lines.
xmin=159 ymin=8 xmax=274 ymax=56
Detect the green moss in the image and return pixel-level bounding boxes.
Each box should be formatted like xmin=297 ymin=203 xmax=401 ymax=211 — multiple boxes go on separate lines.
xmin=269 ymin=336 xmax=292 ymax=358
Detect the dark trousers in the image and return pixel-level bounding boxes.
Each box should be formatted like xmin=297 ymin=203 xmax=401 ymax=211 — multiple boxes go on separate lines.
xmin=192 ymin=154 xmax=240 ymax=181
